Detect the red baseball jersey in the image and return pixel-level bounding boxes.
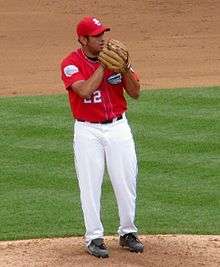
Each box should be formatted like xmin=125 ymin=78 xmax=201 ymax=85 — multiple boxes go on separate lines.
xmin=61 ymin=48 xmax=137 ymax=122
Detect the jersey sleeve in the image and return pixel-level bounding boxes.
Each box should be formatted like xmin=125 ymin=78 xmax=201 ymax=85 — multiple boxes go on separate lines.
xmin=61 ymin=60 xmax=85 ymax=89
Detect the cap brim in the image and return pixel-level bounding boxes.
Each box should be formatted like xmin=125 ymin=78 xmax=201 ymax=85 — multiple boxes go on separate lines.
xmin=90 ymin=26 xmax=110 ymax=36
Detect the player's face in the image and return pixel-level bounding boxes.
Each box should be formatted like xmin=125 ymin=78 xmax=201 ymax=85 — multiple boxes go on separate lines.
xmin=87 ymin=33 xmax=105 ymax=55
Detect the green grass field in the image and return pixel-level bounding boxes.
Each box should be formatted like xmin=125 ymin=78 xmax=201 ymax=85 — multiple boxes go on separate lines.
xmin=0 ymin=87 xmax=220 ymax=241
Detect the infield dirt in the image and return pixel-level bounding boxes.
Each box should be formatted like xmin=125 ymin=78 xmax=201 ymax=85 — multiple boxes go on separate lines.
xmin=0 ymin=0 xmax=220 ymax=96
xmin=0 ymin=0 xmax=220 ymax=266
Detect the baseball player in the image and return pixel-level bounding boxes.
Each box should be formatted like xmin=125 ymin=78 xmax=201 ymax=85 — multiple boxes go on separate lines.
xmin=61 ymin=16 xmax=144 ymax=258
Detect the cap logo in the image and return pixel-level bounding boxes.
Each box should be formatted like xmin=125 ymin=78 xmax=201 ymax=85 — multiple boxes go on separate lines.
xmin=92 ymin=18 xmax=101 ymax=26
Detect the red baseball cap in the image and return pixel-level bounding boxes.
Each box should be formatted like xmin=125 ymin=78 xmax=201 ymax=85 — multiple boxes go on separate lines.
xmin=76 ymin=16 xmax=110 ymax=37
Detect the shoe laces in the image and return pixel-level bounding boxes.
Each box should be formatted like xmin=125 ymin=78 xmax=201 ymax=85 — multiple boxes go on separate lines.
xmin=99 ymin=243 xmax=107 ymax=250
xmin=92 ymin=239 xmax=107 ymax=250
xmin=125 ymin=233 xmax=141 ymax=244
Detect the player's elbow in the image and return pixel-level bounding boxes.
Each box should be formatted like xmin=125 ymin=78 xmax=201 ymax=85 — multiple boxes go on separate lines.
xmin=131 ymin=91 xmax=140 ymax=99
xmin=127 ymin=84 xmax=140 ymax=99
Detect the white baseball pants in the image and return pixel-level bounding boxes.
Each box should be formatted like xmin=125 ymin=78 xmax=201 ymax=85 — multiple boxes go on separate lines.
xmin=73 ymin=114 xmax=138 ymax=245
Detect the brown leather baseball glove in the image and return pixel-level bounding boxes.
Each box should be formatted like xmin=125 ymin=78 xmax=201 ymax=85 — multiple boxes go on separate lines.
xmin=98 ymin=39 xmax=131 ymax=73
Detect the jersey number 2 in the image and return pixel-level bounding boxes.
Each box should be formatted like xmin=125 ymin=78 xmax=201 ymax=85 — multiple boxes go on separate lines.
xmin=84 ymin=90 xmax=102 ymax=104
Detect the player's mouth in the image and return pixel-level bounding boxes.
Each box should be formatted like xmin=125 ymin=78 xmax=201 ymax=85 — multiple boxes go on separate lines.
xmin=100 ymin=42 xmax=105 ymax=49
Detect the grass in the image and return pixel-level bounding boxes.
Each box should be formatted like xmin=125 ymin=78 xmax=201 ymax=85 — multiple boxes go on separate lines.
xmin=0 ymin=87 xmax=220 ymax=240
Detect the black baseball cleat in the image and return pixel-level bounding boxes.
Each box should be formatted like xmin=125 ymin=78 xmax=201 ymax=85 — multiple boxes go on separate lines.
xmin=120 ymin=233 xmax=144 ymax=253
xmin=87 ymin=238 xmax=109 ymax=258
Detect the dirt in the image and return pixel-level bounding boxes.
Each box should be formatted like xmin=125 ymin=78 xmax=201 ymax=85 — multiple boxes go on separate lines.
xmin=0 ymin=235 xmax=219 ymax=267
xmin=0 ymin=0 xmax=220 ymax=266
xmin=0 ymin=0 xmax=220 ymax=96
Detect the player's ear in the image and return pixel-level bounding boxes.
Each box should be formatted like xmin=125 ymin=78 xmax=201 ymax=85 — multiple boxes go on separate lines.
xmin=78 ymin=36 xmax=88 ymax=46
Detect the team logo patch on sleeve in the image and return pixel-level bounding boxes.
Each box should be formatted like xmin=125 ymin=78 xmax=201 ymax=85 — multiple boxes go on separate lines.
xmin=107 ymin=73 xmax=122 ymax=85
xmin=64 ymin=65 xmax=79 ymax=77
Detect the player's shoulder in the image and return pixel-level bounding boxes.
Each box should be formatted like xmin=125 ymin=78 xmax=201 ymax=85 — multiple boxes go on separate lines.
xmin=60 ymin=48 xmax=81 ymax=67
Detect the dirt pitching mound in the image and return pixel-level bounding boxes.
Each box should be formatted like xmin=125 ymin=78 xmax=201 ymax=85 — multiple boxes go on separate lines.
xmin=0 ymin=235 xmax=220 ymax=267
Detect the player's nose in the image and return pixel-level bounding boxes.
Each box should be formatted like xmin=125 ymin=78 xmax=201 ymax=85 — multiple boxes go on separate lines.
xmin=99 ymin=33 xmax=105 ymax=41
